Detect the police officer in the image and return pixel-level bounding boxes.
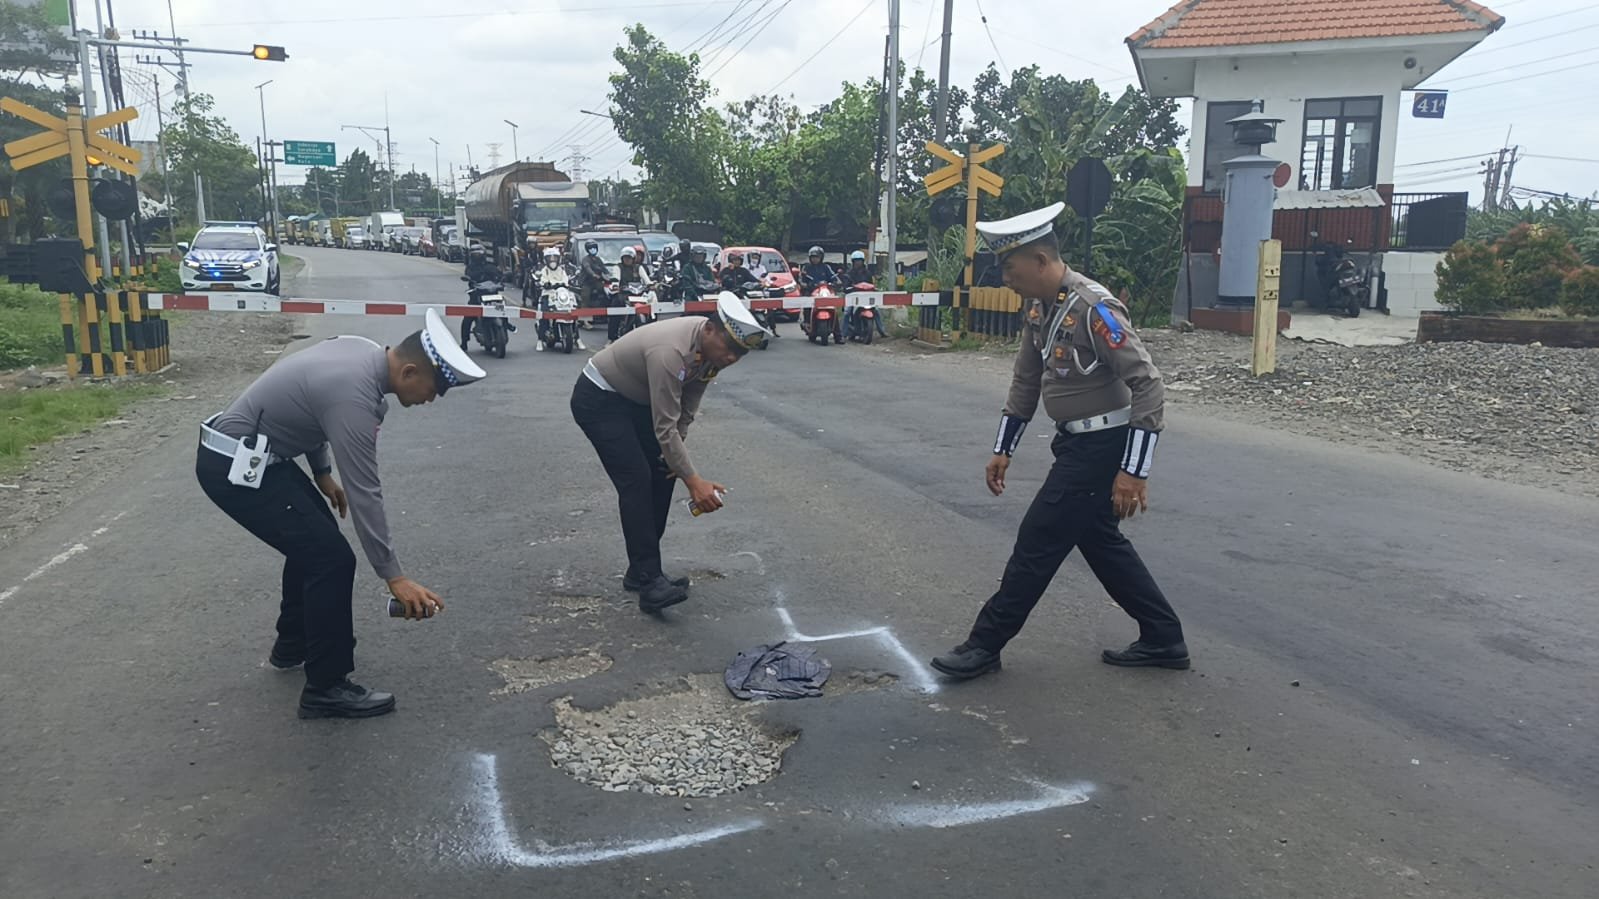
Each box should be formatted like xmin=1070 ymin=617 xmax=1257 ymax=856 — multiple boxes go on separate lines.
xmin=196 ymin=310 xmax=486 ymax=718
xmin=931 ymin=202 xmax=1189 ymax=679
xmin=570 ymin=293 xmax=769 ymax=613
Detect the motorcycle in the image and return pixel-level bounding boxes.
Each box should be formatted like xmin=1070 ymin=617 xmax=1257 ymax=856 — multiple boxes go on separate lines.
xmin=802 ymin=280 xmax=845 ymax=345
xmin=1332 ymin=258 xmax=1369 ymax=318
xmin=844 ymin=281 xmax=878 ymax=344
xmin=541 ymin=282 xmax=582 ymax=354
xmin=465 ymin=279 xmax=512 ymax=359
xmin=613 ymin=280 xmax=656 ymax=338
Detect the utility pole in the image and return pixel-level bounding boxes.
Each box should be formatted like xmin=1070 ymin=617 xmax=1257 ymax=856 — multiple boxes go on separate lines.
xmin=504 ymin=120 xmax=519 ymax=164
xmin=567 ymin=144 xmax=588 ymax=180
xmin=256 ymin=79 xmax=278 ymax=240
xmin=342 ymin=124 xmax=394 ymax=210
xmin=486 ymin=142 xmax=502 ymax=170
xmin=429 ymin=137 xmax=442 ymax=217
xmin=929 ymin=0 xmax=955 ymax=249
xmin=885 ymin=0 xmax=901 ymax=287
xmin=1499 ymin=145 xmax=1519 ymax=210
xmin=152 ymin=72 xmax=174 ymax=229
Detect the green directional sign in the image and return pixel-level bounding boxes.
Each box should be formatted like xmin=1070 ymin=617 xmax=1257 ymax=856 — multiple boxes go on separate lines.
xmin=283 ymin=140 xmax=336 ymax=166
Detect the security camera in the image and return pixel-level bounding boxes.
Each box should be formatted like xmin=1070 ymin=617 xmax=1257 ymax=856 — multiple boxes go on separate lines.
xmin=1404 ymin=56 xmax=1418 ymax=69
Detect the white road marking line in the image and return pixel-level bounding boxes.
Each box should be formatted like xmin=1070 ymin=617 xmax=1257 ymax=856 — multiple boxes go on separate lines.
xmin=775 ymin=606 xmax=942 ymax=694
xmin=470 ymin=753 xmax=762 ymax=868
xmin=877 ymin=780 xmax=1095 ymax=828
xmin=0 ymin=511 xmax=127 ymax=608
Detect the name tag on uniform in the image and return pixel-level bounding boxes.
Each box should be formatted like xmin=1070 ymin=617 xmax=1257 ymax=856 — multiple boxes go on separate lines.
xmin=227 ymin=434 xmax=271 ymax=489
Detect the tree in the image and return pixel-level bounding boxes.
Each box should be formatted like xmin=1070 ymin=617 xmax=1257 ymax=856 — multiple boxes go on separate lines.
xmin=0 ymin=0 xmax=76 ymax=242
xmin=301 ymin=166 xmax=341 ymax=214
xmin=336 ymin=148 xmax=379 ymax=215
xmin=150 ymin=93 xmax=262 ymax=229
xmin=607 ymin=25 xmax=727 ymax=220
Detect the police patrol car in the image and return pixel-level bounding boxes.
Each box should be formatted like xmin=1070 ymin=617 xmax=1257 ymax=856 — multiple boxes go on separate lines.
xmin=178 ymin=222 xmax=281 ymax=294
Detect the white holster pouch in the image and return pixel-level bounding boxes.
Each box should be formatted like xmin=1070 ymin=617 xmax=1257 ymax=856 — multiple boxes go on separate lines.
xmin=200 ymin=419 xmax=276 ymax=489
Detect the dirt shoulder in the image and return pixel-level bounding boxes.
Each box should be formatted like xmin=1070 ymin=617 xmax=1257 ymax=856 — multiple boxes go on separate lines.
xmin=0 ymin=281 xmax=307 ymax=550
xmin=878 ymin=326 xmax=1599 ymax=499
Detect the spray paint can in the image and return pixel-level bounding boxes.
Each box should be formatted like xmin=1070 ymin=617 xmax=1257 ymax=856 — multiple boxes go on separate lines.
xmin=686 ymin=489 xmax=726 ymax=517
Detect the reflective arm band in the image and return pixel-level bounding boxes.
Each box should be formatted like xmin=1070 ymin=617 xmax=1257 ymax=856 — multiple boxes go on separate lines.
xmin=1122 ymin=428 xmax=1158 ymax=479
xmin=994 ymin=414 xmax=1029 ymax=457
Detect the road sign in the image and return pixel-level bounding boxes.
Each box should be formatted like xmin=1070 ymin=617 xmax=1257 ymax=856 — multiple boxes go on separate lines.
xmin=1067 ymin=157 xmax=1113 ymax=220
xmin=284 ymin=140 xmax=336 ymax=166
xmin=1412 ymin=92 xmax=1447 ymax=119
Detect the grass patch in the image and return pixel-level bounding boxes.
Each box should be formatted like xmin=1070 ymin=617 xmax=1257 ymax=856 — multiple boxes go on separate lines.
xmin=0 ymin=280 xmax=64 ymax=371
xmin=0 ymin=383 xmax=163 ymax=473
xmin=280 ymin=252 xmax=306 ymax=283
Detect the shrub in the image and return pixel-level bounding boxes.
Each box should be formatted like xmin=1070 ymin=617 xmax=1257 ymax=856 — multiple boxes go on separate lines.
xmin=1561 ymin=265 xmax=1599 ymax=318
xmin=0 ymin=280 xmax=62 ymax=370
xmin=1434 ymin=240 xmax=1506 ymax=314
xmin=1496 ymin=223 xmax=1581 ymax=309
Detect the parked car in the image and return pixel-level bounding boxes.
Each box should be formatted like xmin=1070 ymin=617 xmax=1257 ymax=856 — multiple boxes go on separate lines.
xmin=177 ymin=222 xmax=280 ymax=294
xmin=418 ymin=231 xmax=437 ymax=258
xmin=345 ymin=226 xmax=369 ymax=250
xmin=396 ymin=226 xmax=429 ymax=255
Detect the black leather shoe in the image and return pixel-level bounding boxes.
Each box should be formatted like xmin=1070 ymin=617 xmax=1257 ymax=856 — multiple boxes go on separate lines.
xmin=298 ymin=679 xmax=396 ymax=719
xmin=623 ymin=571 xmax=690 ymax=592
xmin=930 ymin=643 xmax=1002 ymax=680
xmin=268 ymin=644 xmax=304 ymax=670
xmin=637 ymin=575 xmax=689 ymax=613
xmin=1101 ymin=640 xmax=1191 ymax=670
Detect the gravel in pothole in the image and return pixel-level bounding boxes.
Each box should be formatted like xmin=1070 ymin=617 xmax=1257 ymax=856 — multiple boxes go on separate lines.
xmin=541 ymin=674 xmax=797 ymax=798
xmin=491 ymin=650 xmax=612 ymax=695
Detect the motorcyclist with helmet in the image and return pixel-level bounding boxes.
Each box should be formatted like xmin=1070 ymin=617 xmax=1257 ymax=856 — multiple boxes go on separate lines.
xmin=577 ymin=239 xmax=611 ymax=336
xmin=533 ymin=246 xmax=575 ymax=346
xmin=676 ymin=244 xmax=718 ymax=301
xmin=461 ymin=246 xmax=507 ymax=349
xmin=842 ymin=249 xmax=881 ymax=339
xmin=718 ymin=251 xmax=755 ymax=292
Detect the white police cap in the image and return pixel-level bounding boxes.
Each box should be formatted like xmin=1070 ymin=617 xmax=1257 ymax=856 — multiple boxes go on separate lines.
xmin=977 ymin=201 xmax=1066 ymax=257
xmin=715 ymin=291 xmax=769 ymax=352
xmin=421 ymin=308 xmax=486 ymax=394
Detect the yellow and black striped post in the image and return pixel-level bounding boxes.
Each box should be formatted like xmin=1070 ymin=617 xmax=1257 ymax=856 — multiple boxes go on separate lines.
xmin=59 ymin=293 xmax=78 ymax=378
xmin=123 ymin=290 xmax=147 ymax=374
xmin=105 ymin=290 xmax=127 ymax=377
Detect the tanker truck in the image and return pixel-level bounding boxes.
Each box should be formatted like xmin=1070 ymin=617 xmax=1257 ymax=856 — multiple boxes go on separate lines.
xmin=463 ymin=161 xmax=593 ymax=270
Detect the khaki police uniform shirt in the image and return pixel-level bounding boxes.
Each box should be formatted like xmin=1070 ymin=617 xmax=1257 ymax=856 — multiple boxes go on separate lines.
xmin=1005 ymin=270 xmax=1165 ymax=432
xmin=590 ymin=316 xmax=715 ymax=478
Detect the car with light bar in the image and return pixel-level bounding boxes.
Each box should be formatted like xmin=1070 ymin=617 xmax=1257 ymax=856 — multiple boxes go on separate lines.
xmin=177 ymin=222 xmax=280 ymax=294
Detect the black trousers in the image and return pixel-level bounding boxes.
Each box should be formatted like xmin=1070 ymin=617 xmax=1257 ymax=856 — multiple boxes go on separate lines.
xmin=459 ymin=292 xmax=483 ymax=345
xmin=570 ymin=376 xmax=676 ymax=580
xmin=196 ymin=446 xmax=358 ymax=687
xmin=967 ymin=426 xmax=1184 ymax=653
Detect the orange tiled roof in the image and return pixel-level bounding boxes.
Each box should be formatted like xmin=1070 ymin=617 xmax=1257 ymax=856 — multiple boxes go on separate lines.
xmin=1128 ymin=0 xmax=1504 ymax=50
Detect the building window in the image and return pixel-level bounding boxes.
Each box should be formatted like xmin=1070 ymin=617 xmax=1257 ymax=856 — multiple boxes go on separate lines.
xmin=1300 ymin=97 xmax=1381 ymax=191
xmin=1201 ymin=100 xmax=1256 ymax=194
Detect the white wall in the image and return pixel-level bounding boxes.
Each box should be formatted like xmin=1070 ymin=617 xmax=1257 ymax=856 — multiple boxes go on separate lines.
xmin=1381 ymin=250 xmax=1446 ymax=314
xmin=1187 ymin=50 xmax=1410 ymax=189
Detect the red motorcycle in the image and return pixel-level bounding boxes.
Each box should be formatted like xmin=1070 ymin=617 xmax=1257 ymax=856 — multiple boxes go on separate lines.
xmin=844 ymin=282 xmax=878 ymax=344
xmin=802 ymin=281 xmax=845 ymax=345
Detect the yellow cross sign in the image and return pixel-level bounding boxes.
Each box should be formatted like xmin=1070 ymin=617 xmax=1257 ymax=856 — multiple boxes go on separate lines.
xmin=1 ymin=98 xmax=143 ymax=176
xmin=922 ymin=140 xmax=1005 ymax=198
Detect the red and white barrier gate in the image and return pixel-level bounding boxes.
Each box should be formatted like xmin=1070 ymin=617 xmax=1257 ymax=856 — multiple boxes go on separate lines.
xmin=146 ymin=292 xmax=943 ymax=321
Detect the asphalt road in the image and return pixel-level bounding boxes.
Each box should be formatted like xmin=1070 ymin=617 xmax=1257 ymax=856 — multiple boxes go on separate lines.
xmin=1 ymin=246 xmax=1594 ymax=898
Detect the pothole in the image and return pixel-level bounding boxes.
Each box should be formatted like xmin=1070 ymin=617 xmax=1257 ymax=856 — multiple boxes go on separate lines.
xmin=684 ymin=568 xmax=727 ymax=582
xmin=834 ymin=668 xmax=899 ymax=694
xmin=541 ymin=674 xmax=798 ymax=798
xmin=490 ymin=650 xmax=613 ymax=695
xmin=547 ymin=595 xmax=604 ymax=614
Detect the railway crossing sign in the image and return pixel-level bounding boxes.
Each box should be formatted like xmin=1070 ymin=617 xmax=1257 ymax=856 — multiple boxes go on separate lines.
xmin=1 ymin=98 xmax=142 ymax=176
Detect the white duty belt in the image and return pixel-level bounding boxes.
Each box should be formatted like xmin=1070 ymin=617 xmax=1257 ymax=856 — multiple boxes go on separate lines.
xmin=582 ymin=359 xmax=616 ymax=392
xmin=199 ymin=417 xmax=286 ymax=465
xmin=1057 ymin=406 xmax=1132 ymax=435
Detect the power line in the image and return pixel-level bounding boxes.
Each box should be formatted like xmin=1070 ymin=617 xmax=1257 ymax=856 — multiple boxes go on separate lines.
xmin=189 ymin=1 xmax=743 ymax=27
xmin=1520 ymin=152 xmax=1599 ymax=164
xmin=972 ymin=0 xmax=1010 ymax=79
xmin=1452 ymin=58 xmax=1599 ymax=93
xmin=1439 ymin=44 xmax=1599 ymax=83
xmin=1503 ymin=5 xmax=1596 ymax=30
xmin=701 ymin=0 xmax=787 ymax=75
xmin=1395 ymin=153 xmax=1498 ymax=168
xmin=705 ymin=0 xmax=797 ymax=79
xmin=764 ymin=0 xmax=876 ymax=94
xmin=916 ymin=0 xmax=936 ymax=69
xmin=1466 ymin=19 xmax=1599 ymax=56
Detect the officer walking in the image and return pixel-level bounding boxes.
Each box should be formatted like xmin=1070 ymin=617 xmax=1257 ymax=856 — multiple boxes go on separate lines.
xmin=196 ymin=310 xmax=485 ymax=718
xmin=931 ymin=202 xmax=1189 ymax=679
xmin=570 ymin=293 xmax=769 ymax=613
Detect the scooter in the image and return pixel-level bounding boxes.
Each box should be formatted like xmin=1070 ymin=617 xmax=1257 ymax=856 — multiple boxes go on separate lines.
xmin=802 ymin=281 xmax=845 ymax=345
xmin=736 ymin=281 xmax=774 ymax=350
xmin=1332 ymin=258 xmax=1369 ymax=318
xmin=844 ymin=282 xmax=878 ymax=344
xmin=541 ymin=283 xmax=582 ymax=354
xmin=465 ymin=279 xmax=513 ymax=359
xmin=612 ymin=280 xmax=656 ymax=338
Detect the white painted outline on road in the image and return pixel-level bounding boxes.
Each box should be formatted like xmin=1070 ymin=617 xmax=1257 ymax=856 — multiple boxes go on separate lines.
xmin=775 ymin=605 xmax=941 ymax=694
xmin=0 ymin=511 xmax=127 ymax=607
xmin=875 ymin=780 xmax=1095 ymax=828
xmin=470 ymin=753 xmax=763 ymax=868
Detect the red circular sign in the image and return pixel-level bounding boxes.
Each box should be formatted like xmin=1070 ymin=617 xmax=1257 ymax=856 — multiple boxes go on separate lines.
xmin=1272 ymin=163 xmax=1293 ymax=188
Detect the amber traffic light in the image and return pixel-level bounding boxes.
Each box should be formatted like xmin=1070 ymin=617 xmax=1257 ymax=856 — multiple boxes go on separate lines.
xmin=252 ymin=44 xmax=287 ymax=61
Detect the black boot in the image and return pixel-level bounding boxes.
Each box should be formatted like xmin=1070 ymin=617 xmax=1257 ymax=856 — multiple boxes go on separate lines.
xmin=298 ymin=679 xmax=396 ymax=719
xmin=623 ymin=569 xmax=690 ymax=592
xmin=268 ymin=640 xmax=304 ymax=671
xmin=637 ymin=575 xmax=689 ymax=613
xmin=1101 ymin=640 xmax=1191 ymax=670
xmin=930 ymin=643 xmax=1002 ymax=680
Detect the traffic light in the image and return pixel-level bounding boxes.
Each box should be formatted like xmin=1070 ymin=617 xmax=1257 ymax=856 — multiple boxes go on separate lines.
xmin=252 ymin=44 xmax=288 ymax=61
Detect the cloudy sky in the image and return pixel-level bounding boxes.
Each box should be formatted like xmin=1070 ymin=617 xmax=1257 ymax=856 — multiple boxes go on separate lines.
xmin=94 ymin=0 xmax=1599 ymax=203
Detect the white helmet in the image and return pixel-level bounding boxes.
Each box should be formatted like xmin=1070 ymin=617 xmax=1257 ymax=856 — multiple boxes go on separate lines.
xmin=808 ymin=246 xmax=824 ymax=257
xmin=621 ymin=246 xmax=637 ymax=260
xmin=850 ymin=250 xmax=866 ymax=261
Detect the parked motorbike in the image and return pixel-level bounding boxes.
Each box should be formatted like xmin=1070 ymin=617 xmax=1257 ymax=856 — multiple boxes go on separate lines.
xmin=1332 ymin=258 xmax=1369 ymax=318
xmin=844 ymin=282 xmax=878 ymax=344
xmin=465 ymin=279 xmax=512 ymax=359
xmin=542 ymin=283 xmax=582 ymax=354
xmin=802 ymin=280 xmax=845 ymax=345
